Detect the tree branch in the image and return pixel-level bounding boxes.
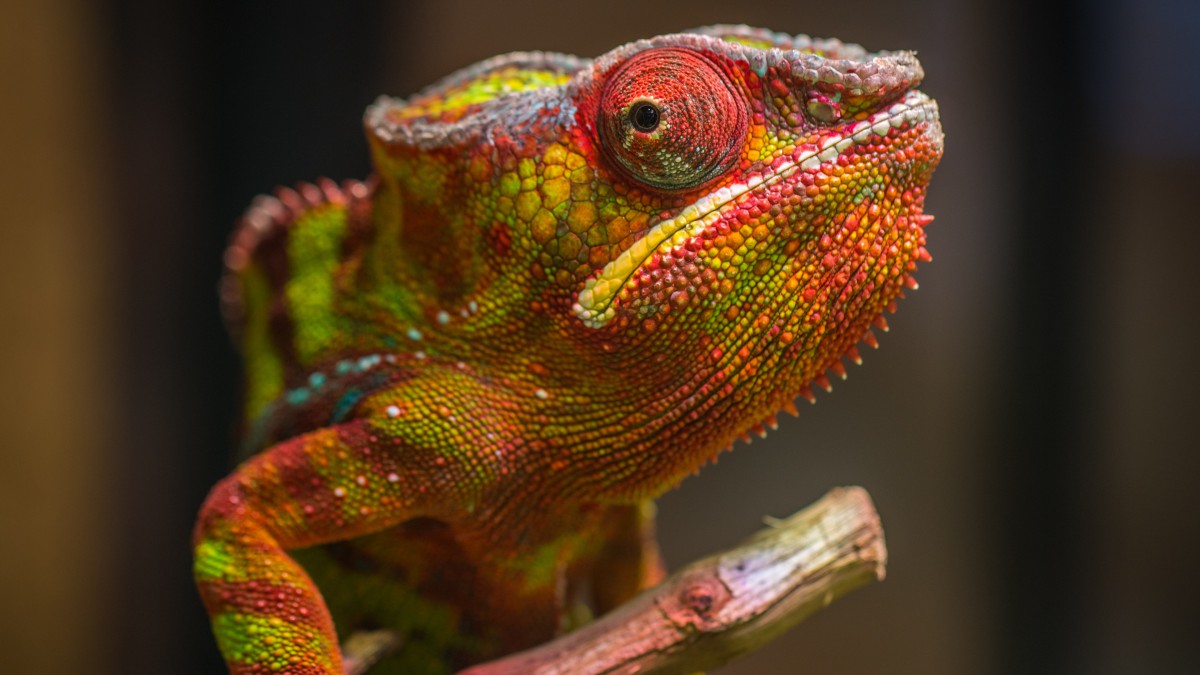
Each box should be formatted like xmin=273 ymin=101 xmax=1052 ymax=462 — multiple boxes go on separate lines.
xmin=342 ymin=487 xmax=885 ymax=673
xmin=455 ymin=486 xmax=887 ymax=675
xmin=343 ymin=629 xmax=404 ymax=675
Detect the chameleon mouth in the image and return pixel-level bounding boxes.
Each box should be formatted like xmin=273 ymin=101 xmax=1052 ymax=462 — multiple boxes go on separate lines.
xmin=573 ymin=90 xmax=941 ymax=328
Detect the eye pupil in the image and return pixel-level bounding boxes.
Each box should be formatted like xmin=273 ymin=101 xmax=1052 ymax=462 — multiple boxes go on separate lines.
xmin=630 ymin=102 xmax=660 ymax=132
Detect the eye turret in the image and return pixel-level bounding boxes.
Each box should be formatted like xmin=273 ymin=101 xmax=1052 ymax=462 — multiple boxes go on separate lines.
xmin=597 ymin=48 xmax=747 ymax=191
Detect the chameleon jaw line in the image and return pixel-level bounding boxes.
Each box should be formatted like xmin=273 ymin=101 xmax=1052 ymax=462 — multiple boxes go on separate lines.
xmin=573 ymin=92 xmax=939 ymax=329
xmin=573 ymin=178 xmax=760 ymax=329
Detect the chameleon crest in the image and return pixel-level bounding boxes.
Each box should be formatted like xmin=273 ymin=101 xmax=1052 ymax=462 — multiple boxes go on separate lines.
xmin=201 ymin=25 xmax=943 ymax=674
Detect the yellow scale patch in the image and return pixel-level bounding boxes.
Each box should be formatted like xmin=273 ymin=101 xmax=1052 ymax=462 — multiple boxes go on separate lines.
xmin=213 ymin=612 xmax=336 ymax=672
xmin=397 ymin=67 xmax=571 ymax=122
xmin=286 ymin=204 xmax=348 ymax=364
xmin=721 ymin=36 xmax=779 ymax=50
xmin=240 ymin=267 xmax=286 ymax=420
xmin=194 ymin=537 xmax=248 ymax=583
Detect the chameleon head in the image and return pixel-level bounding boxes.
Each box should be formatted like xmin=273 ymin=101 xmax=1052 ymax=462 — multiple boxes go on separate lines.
xmin=572 ymin=27 xmax=942 ymax=335
xmin=367 ymin=25 xmax=942 ymax=421
xmin=571 ymin=27 xmax=943 ymax=397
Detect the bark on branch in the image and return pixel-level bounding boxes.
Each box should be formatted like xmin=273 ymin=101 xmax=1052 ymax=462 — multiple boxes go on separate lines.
xmin=344 ymin=486 xmax=886 ymax=675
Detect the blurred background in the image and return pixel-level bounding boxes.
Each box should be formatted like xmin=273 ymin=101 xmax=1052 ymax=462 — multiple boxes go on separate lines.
xmin=2 ymin=0 xmax=1197 ymax=672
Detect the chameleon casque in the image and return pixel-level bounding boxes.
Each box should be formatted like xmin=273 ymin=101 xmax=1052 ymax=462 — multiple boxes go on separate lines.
xmin=195 ymin=25 xmax=943 ymax=674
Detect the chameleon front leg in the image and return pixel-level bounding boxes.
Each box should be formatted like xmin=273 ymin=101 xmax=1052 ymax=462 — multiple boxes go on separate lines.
xmin=193 ymin=420 xmax=439 ymax=674
xmin=591 ymin=501 xmax=667 ymax=614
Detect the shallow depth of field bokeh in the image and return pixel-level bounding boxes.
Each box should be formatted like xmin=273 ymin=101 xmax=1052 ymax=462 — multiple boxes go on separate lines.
xmin=1 ymin=1 xmax=1197 ymax=673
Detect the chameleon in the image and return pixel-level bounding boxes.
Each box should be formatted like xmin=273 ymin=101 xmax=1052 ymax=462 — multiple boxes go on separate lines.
xmin=194 ymin=24 xmax=943 ymax=674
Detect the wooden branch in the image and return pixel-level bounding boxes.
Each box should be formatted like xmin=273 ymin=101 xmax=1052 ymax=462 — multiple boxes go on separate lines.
xmin=456 ymin=486 xmax=887 ymax=675
xmin=343 ymin=629 xmax=403 ymax=675
xmin=342 ymin=487 xmax=885 ymax=673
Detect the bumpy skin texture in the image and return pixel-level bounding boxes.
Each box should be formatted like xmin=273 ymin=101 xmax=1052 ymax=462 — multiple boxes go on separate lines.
xmin=195 ymin=25 xmax=943 ymax=674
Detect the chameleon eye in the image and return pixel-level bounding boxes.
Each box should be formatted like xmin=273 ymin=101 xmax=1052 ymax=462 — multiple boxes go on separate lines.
xmin=599 ymin=48 xmax=747 ymax=191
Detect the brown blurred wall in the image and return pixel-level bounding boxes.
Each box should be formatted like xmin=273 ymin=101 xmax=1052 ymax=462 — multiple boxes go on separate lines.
xmin=0 ymin=1 xmax=115 ymax=673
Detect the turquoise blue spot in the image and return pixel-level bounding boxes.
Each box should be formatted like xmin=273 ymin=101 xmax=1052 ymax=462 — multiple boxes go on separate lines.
xmin=308 ymin=372 xmax=326 ymax=388
xmin=335 ymin=360 xmax=353 ymax=375
xmin=286 ymin=388 xmax=311 ymax=406
xmin=330 ymin=389 xmax=364 ymax=423
xmin=407 ymin=328 xmax=423 ymax=341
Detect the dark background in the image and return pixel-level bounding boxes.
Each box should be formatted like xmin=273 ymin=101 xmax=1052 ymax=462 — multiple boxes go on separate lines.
xmin=2 ymin=0 xmax=1198 ymax=673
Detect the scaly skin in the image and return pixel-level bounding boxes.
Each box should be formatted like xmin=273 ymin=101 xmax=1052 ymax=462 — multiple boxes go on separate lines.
xmin=195 ymin=25 xmax=943 ymax=674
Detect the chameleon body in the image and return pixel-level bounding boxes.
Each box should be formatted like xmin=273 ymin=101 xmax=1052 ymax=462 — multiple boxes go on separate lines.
xmin=195 ymin=25 xmax=943 ymax=674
